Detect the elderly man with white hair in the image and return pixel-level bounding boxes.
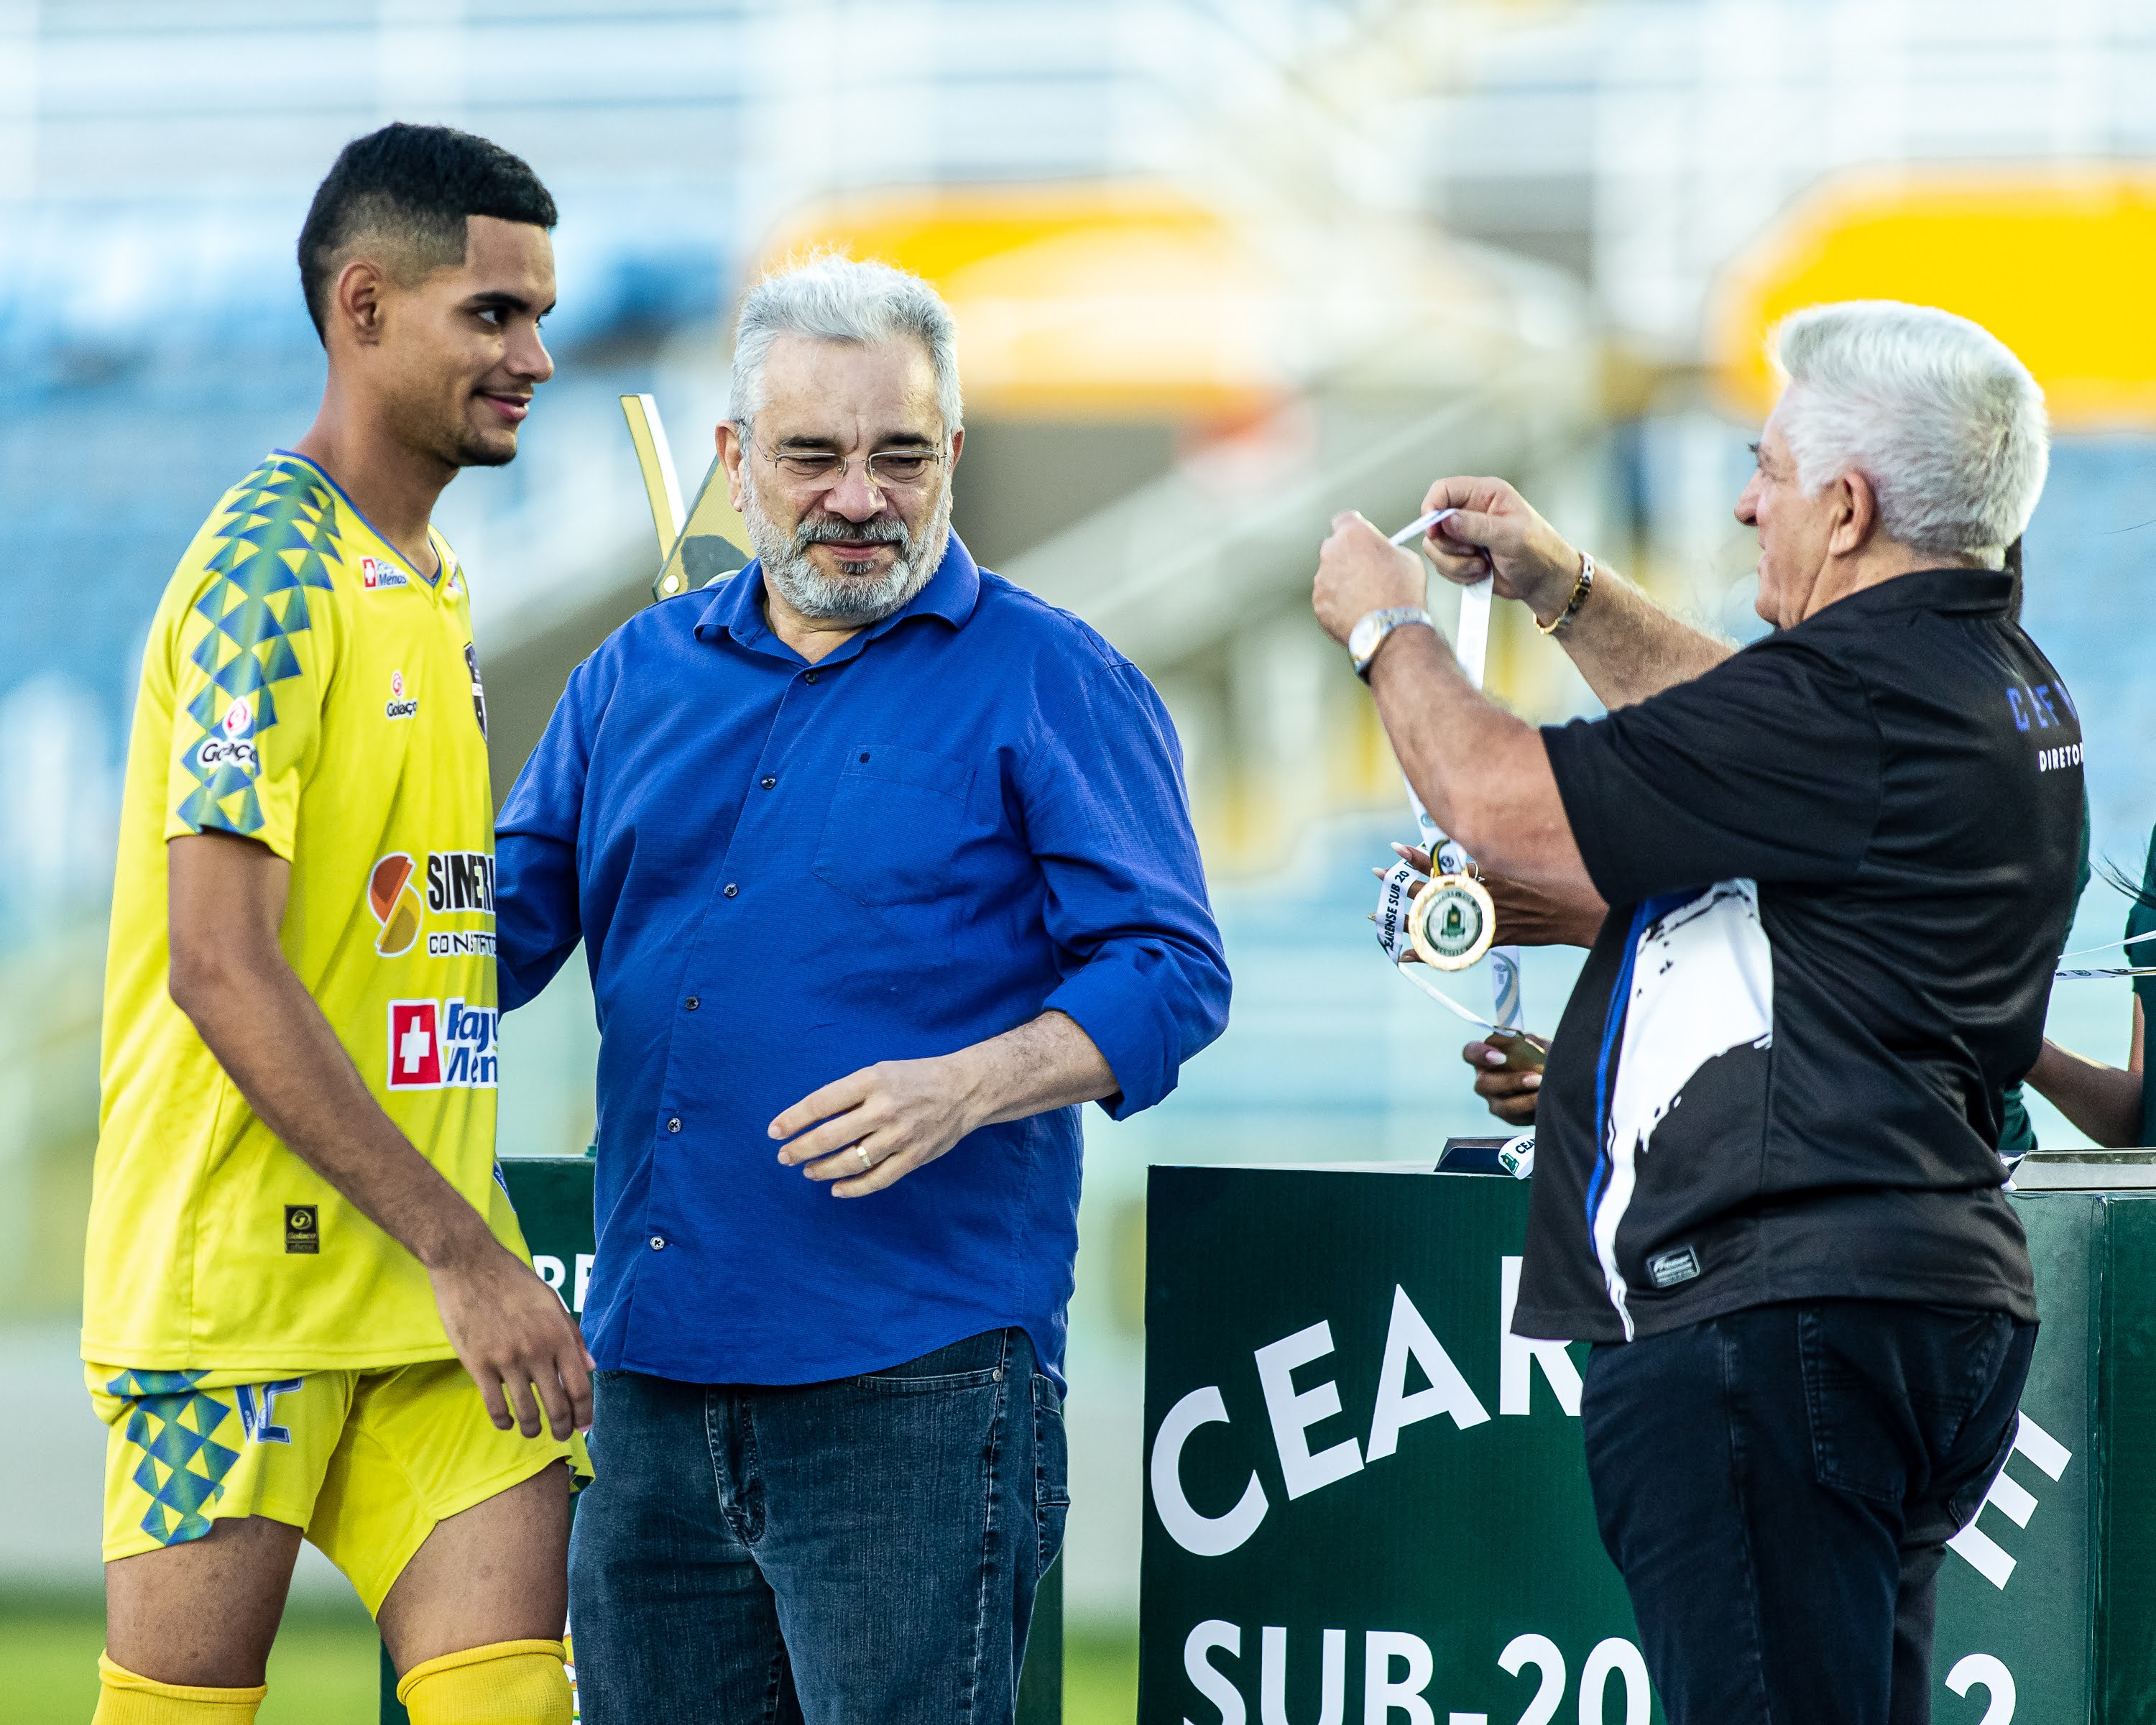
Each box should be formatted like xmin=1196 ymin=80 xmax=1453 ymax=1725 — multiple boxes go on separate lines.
xmin=493 ymin=255 xmax=1228 ymax=1723
xmin=1312 ymin=300 xmax=2080 ymax=1725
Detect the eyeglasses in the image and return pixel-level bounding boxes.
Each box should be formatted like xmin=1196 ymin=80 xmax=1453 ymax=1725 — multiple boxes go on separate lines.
xmin=755 ymin=443 xmax=946 ymax=492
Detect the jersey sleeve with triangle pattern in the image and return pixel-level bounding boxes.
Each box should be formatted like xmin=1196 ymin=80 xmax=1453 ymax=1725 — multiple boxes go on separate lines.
xmin=165 ymin=456 xmax=344 ymax=860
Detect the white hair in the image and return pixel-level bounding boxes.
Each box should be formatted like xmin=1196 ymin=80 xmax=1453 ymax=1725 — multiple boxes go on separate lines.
xmin=729 ymin=253 xmax=963 ymax=438
xmin=1770 ymin=300 xmax=2049 ymax=566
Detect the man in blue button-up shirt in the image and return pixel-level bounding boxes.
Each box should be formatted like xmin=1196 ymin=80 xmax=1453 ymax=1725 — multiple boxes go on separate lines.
xmin=495 ymin=256 xmax=1228 ymax=1724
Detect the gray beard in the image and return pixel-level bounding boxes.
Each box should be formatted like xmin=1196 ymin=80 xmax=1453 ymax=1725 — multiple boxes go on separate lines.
xmin=744 ymin=482 xmax=952 ymax=626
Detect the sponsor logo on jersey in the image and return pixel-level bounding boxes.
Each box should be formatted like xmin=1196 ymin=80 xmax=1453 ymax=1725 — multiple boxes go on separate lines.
xmin=194 ymin=735 xmax=259 ymax=774
xmin=465 ymin=642 xmax=488 ymax=739
xmin=424 ymin=847 xmax=498 ymax=954
xmin=194 ymin=694 xmax=262 ymax=773
xmin=385 ymin=668 xmax=418 ymax=721
xmin=367 ymin=853 xmax=425 ymax=955
xmin=425 ymin=929 xmax=498 ymax=956
xmin=283 ymin=1205 xmax=320 ymax=1256
xmin=360 ymin=556 xmax=409 ymax=591
xmin=368 ymin=850 xmax=498 ymax=958
xmin=426 ymin=850 xmax=495 ymax=914
xmin=387 ymin=998 xmax=499 ymax=1090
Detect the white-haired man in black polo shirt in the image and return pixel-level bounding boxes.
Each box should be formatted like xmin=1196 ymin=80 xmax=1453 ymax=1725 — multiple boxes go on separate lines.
xmin=1311 ymin=300 xmax=2077 ymax=1725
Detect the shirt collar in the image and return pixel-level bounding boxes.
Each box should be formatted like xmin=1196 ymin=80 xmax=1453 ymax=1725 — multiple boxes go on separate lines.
xmin=694 ymin=532 xmax=982 ymax=659
xmin=1824 ymin=567 xmax=2015 ymax=618
xmin=272 ymin=449 xmax=443 ymax=590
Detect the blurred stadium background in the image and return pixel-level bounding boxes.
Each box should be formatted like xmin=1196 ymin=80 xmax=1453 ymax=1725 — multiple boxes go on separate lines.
xmin=6 ymin=1 xmax=2156 ymax=1718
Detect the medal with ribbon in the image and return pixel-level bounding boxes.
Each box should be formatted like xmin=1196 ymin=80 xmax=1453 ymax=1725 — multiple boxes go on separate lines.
xmin=1368 ymin=508 xmax=1526 ymax=1031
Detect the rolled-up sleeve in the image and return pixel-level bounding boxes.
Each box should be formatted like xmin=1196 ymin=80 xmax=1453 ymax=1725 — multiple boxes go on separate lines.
xmin=1023 ymin=658 xmax=1230 ymax=1116
xmin=494 ymin=657 xmax=598 ymax=1012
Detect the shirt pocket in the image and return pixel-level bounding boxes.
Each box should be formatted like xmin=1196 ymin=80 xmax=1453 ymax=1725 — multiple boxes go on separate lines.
xmin=812 ymin=742 xmax=978 ymax=907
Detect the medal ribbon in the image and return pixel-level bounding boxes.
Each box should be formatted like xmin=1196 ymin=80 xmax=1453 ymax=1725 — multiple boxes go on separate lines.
xmin=1378 ymin=509 xmax=1525 ymax=1031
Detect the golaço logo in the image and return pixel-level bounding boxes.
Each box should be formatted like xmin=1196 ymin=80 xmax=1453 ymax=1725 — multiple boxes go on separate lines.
xmin=193 ymin=694 xmax=259 ymax=773
xmin=384 ymin=668 xmax=417 ymax=722
xmin=386 ymin=998 xmax=498 ymax=1090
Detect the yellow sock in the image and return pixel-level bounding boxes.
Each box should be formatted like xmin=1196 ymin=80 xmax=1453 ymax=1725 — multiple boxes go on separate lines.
xmin=93 ymin=1653 xmax=265 ymax=1724
xmin=395 ymin=1639 xmax=571 ymax=1725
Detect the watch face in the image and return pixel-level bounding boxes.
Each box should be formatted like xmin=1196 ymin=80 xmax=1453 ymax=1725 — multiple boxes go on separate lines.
xmin=1350 ymin=615 xmax=1385 ymax=663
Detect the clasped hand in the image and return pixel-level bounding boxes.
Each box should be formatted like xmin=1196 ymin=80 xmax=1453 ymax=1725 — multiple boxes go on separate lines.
xmin=1310 ymin=476 xmax=1584 ymax=645
xmin=770 ymin=1053 xmax=983 ymax=1198
xmin=1379 ymin=843 xmax=1597 ymax=1128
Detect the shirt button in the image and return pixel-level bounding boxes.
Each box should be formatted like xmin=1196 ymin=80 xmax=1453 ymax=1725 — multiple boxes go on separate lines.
xmin=685 ymin=995 xmax=700 ymax=1011
xmin=649 ymin=1236 xmax=665 ymax=1251
xmin=760 ymin=776 xmax=776 ymax=789
xmin=724 ymin=883 xmax=739 ymax=898
xmin=803 ymin=671 xmax=819 ymax=684
xmin=667 ymin=1116 xmax=682 ymax=1133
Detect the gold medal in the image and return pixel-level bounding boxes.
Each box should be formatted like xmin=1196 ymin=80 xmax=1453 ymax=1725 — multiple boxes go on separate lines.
xmin=1408 ymin=872 xmax=1496 ymax=971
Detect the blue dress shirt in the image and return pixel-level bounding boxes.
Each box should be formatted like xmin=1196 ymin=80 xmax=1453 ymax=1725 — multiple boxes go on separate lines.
xmin=494 ymin=535 xmax=1230 ymax=1386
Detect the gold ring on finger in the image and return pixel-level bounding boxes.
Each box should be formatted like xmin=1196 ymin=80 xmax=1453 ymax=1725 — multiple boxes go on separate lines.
xmin=857 ymin=1145 xmax=873 ymax=1171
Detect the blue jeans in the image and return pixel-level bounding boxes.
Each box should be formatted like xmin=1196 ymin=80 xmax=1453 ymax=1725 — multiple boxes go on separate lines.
xmin=1581 ymin=1300 xmax=2035 ymax=1725
xmin=568 ymin=1327 xmax=1068 ymax=1724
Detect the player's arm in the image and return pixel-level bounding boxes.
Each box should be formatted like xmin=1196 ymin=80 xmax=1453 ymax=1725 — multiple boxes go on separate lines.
xmin=1412 ymin=475 xmax=1735 ymax=709
xmin=166 ymin=829 xmax=591 ymax=1438
xmin=2024 ymin=999 xmax=2147 ymax=1149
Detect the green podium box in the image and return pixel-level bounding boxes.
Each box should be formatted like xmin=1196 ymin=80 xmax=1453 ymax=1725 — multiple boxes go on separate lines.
xmin=1140 ymin=1159 xmax=2156 ymax=1725
xmin=382 ymin=1156 xmax=1061 ymax=1721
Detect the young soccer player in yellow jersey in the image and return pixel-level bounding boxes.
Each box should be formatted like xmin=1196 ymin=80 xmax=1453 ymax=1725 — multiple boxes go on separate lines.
xmin=86 ymin=124 xmax=586 ymax=1725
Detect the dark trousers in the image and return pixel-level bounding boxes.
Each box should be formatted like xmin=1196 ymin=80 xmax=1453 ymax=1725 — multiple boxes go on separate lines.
xmin=1581 ymin=1300 xmax=2035 ymax=1725
xmin=568 ymin=1327 xmax=1067 ymax=1725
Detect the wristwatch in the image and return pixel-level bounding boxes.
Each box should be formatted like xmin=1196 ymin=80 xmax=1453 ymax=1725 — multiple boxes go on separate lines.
xmin=1349 ymin=607 xmax=1434 ymax=681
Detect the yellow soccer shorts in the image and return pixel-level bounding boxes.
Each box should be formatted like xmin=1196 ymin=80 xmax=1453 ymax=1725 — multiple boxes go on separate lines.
xmin=91 ymin=1360 xmax=588 ymax=1614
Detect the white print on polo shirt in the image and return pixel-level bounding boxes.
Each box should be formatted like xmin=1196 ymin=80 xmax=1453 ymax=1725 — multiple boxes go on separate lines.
xmin=1590 ymin=879 xmax=1774 ymax=1338
xmin=359 ymin=556 xmax=409 ymax=590
xmin=2037 ymin=742 xmax=2083 ymax=772
xmin=386 ymin=998 xmax=497 ymax=1090
xmin=384 ymin=669 xmax=417 ymax=722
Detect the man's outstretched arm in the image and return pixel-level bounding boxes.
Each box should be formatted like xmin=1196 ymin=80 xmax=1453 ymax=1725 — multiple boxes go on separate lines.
xmin=1313 ymin=510 xmax=1596 ymax=892
xmin=167 ymin=829 xmax=591 ymax=1438
xmin=1413 ymin=474 xmax=1734 ymax=709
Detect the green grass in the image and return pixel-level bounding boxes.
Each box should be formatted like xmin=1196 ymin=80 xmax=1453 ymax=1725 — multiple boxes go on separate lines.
xmin=1066 ymin=1628 xmax=1141 ymax=1723
xmin=0 ymin=1593 xmax=380 ymax=1724
xmin=0 ymin=1598 xmax=1142 ymax=1724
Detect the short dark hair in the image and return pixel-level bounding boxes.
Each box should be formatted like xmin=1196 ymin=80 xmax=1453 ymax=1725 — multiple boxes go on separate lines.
xmin=298 ymin=122 xmax=557 ymax=342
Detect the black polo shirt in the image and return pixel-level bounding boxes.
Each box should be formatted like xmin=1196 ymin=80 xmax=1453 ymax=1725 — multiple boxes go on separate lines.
xmin=1514 ymin=569 xmax=2083 ymax=1344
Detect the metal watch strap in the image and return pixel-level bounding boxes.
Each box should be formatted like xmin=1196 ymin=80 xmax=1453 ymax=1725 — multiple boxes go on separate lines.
xmin=1352 ymin=607 xmax=1434 ymax=681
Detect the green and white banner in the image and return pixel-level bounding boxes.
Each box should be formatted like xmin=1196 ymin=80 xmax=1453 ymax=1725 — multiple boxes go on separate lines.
xmin=1140 ymin=1167 xmax=2150 ymax=1725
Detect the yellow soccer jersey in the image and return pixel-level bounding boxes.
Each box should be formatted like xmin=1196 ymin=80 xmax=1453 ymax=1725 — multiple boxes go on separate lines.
xmin=86 ymin=450 xmax=530 ymax=1371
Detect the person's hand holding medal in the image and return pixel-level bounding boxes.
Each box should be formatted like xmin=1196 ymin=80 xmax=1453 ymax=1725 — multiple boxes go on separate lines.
xmin=1373 ymin=842 xmax=1556 ymax=1119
